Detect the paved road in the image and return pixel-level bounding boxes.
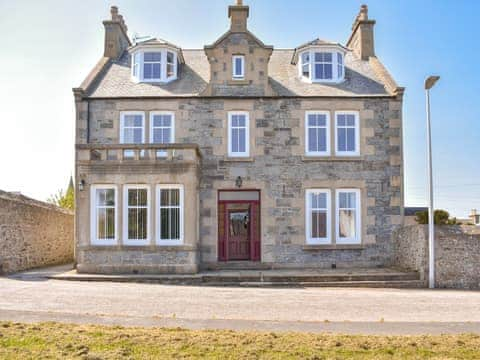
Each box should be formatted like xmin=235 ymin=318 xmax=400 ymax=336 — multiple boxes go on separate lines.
xmin=1 ymin=265 xmax=479 ymax=335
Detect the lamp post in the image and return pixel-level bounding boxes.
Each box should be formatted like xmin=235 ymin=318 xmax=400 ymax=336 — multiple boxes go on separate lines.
xmin=425 ymin=75 xmax=440 ymax=289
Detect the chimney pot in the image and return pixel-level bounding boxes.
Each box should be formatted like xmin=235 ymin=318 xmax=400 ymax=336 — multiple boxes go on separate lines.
xmin=110 ymin=6 xmax=119 ymax=21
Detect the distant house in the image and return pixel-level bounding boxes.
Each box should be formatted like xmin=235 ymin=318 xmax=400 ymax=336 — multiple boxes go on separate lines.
xmin=73 ymin=1 xmax=405 ymax=274
xmin=469 ymin=209 xmax=480 ymax=225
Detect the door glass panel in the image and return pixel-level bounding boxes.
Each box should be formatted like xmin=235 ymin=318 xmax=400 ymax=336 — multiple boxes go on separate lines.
xmin=229 ymin=211 xmax=249 ymax=237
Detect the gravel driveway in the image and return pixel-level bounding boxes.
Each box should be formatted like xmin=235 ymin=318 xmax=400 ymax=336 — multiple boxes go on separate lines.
xmin=1 ymin=265 xmax=479 ymax=334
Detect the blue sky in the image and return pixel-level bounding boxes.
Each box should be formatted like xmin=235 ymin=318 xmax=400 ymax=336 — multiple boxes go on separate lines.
xmin=0 ymin=0 xmax=478 ymax=217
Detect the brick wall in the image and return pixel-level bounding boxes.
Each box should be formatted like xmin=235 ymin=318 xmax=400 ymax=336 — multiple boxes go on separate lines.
xmin=0 ymin=190 xmax=74 ymax=274
xmin=393 ymin=225 xmax=480 ymax=289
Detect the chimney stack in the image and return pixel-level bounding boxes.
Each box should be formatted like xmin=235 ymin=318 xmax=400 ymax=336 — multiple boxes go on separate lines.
xmin=346 ymin=4 xmax=376 ymax=60
xmin=228 ymin=0 xmax=249 ymax=32
xmin=103 ymin=5 xmax=130 ymax=59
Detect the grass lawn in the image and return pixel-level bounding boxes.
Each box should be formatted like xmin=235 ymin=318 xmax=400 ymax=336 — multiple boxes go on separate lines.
xmin=0 ymin=321 xmax=479 ymax=359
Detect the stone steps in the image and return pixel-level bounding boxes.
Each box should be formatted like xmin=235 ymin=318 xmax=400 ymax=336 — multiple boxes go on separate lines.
xmin=49 ymin=268 xmax=424 ymax=288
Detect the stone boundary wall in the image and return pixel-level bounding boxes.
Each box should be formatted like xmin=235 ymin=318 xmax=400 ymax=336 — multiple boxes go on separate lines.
xmin=393 ymin=225 xmax=480 ymax=289
xmin=0 ymin=190 xmax=74 ymax=274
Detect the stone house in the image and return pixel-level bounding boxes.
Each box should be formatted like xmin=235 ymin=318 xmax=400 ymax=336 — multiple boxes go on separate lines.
xmin=74 ymin=1 xmax=404 ymax=274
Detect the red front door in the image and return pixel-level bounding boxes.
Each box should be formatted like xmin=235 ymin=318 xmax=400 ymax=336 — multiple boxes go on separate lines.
xmin=227 ymin=209 xmax=250 ymax=260
xmin=218 ymin=190 xmax=261 ymax=262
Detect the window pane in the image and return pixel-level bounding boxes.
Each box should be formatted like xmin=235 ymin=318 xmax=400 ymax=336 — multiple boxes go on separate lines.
xmin=317 ymin=127 xmax=327 ymax=152
xmin=235 ymin=57 xmax=243 ymax=75
xmin=162 ymin=128 xmax=171 ymax=143
xmin=124 ymin=115 xmax=141 ymax=127
xmin=152 ymin=63 xmax=161 ymax=79
xmin=324 ymin=53 xmax=332 ymax=62
xmin=144 ymin=63 xmax=152 ymax=79
xmin=338 ymin=128 xmax=346 ymax=151
xmin=346 ymin=115 xmax=355 ymax=126
xmin=238 ymin=129 xmax=246 ymax=152
xmin=170 ymin=189 xmax=179 ymax=206
xmin=138 ymin=189 xmax=147 ymax=206
xmin=308 ymin=114 xmax=317 ymax=127
xmin=167 ymin=52 xmax=174 ymax=63
xmin=339 ymin=209 xmax=356 ymax=238
xmin=301 ymin=52 xmax=310 ymax=64
xmin=160 ymin=208 xmax=170 ymax=239
xmin=311 ymin=210 xmax=327 ymax=238
xmin=160 ymin=190 xmax=169 ymax=206
xmin=302 ymin=64 xmax=309 ymax=77
xmin=308 ymin=128 xmax=317 ymax=152
xmin=171 ymin=208 xmax=180 ymax=239
xmin=133 ymin=128 xmax=143 ymax=143
xmin=315 ymin=64 xmax=324 ymax=79
xmin=152 ymin=128 xmax=163 ymax=143
xmin=337 ymin=115 xmax=346 ymax=126
xmin=237 ymin=115 xmax=246 ymax=127
xmin=324 ymin=64 xmax=332 ymax=79
xmin=231 ymin=115 xmax=239 ymax=127
xmin=346 ymin=128 xmax=355 ymax=151
xmin=167 ymin=63 xmax=174 ymax=77
xmin=162 ymin=115 xmax=172 ymax=127
xmin=337 ymin=53 xmax=343 ymax=65
xmin=314 ymin=52 xmax=323 ymax=62
xmin=339 ymin=192 xmax=356 ymax=208
xmin=311 ymin=192 xmax=326 ymax=209
xmin=144 ymin=52 xmax=161 ymax=62
xmin=97 ymin=208 xmax=106 ymax=239
xmin=232 ymin=128 xmax=239 ymax=152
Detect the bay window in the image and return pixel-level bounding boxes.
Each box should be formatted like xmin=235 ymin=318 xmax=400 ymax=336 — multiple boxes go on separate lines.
xmin=130 ymin=48 xmax=178 ymax=83
xmin=299 ymin=49 xmax=345 ymax=83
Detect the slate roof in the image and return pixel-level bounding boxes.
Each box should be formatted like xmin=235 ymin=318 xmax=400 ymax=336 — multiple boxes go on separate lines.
xmin=85 ymin=48 xmax=395 ymax=98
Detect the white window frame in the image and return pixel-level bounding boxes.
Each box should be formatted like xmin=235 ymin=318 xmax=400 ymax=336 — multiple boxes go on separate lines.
xmin=155 ymin=184 xmax=184 ymax=246
xmin=305 ymin=189 xmax=331 ymax=244
xmin=120 ymin=111 xmax=145 ymax=144
xmin=227 ymin=111 xmax=250 ymax=157
xmin=130 ymin=49 xmax=178 ymax=83
xmin=149 ymin=111 xmax=175 ymax=144
xmin=123 ymin=185 xmax=150 ymax=246
xmin=336 ymin=189 xmax=361 ymax=244
xmin=334 ymin=111 xmax=360 ymax=156
xmin=90 ymin=185 xmax=118 ymax=246
xmin=299 ymin=48 xmax=345 ymax=84
xmin=305 ymin=111 xmax=330 ymax=156
xmin=232 ymin=55 xmax=245 ymax=79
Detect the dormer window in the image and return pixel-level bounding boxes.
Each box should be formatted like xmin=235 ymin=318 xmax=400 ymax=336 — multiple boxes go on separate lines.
xmin=232 ymin=55 xmax=245 ymax=79
xmin=130 ymin=47 xmax=179 ymax=83
xmin=298 ymin=48 xmax=345 ymax=83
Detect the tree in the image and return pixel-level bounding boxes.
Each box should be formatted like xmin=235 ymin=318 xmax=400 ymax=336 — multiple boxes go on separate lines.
xmin=415 ymin=209 xmax=456 ymax=225
xmin=48 ymin=176 xmax=74 ymax=210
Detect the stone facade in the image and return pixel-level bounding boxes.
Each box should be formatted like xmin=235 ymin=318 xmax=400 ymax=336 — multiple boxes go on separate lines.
xmin=74 ymin=2 xmax=405 ymax=274
xmin=0 ymin=190 xmax=74 ymax=274
xmin=393 ymin=225 xmax=480 ymax=289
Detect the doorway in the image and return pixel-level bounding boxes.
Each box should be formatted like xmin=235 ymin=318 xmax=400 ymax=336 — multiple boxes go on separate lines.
xmin=218 ymin=190 xmax=260 ymax=261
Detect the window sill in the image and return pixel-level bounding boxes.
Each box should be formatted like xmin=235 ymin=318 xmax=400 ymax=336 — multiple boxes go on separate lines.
xmin=227 ymin=79 xmax=249 ymax=85
xmin=302 ymin=244 xmax=365 ymax=251
xmin=301 ymin=156 xmax=362 ymax=162
xmin=223 ymin=156 xmax=254 ymax=162
xmin=78 ymin=245 xmax=197 ymax=252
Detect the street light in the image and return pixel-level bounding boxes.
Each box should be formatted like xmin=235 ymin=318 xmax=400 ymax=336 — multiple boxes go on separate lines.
xmin=425 ymin=75 xmax=440 ymax=289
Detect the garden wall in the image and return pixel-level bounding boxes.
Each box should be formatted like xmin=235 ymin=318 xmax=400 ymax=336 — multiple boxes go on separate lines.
xmin=0 ymin=190 xmax=74 ymax=274
xmin=393 ymin=225 xmax=480 ymax=289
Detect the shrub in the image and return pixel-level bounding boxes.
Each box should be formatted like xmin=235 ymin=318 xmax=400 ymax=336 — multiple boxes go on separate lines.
xmin=415 ymin=209 xmax=452 ymax=225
